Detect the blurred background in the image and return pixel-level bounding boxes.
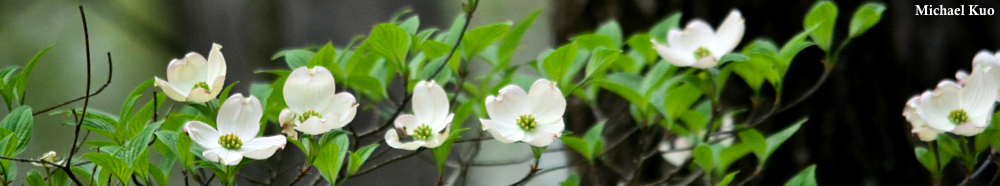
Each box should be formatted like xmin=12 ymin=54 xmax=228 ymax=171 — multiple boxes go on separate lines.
xmin=2 ymin=0 xmax=1000 ymax=185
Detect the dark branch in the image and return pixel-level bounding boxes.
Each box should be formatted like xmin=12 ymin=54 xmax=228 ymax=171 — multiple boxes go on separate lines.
xmin=32 ymin=52 xmax=112 ymax=116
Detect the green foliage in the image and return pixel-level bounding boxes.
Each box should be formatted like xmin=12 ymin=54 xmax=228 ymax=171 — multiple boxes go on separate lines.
xmin=498 ymin=9 xmax=542 ymax=66
xmin=432 ymin=128 xmax=469 ymax=174
xmin=914 ymin=147 xmax=939 ymax=178
xmin=347 ymin=144 xmax=379 ymax=176
xmin=25 ymin=170 xmax=43 ymax=186
xmin=2 ymin=46 xmax=52 ymax=110
xmin=272 ymin=49 xmax=314 ymax=70
xmin=803 ymin=1 xmax=838 ymax=52
xmin=596 ymin=20 xmax=623 ymax=48
xmin=462 ymin=23 xmax=510 ymax=60
xmin=314 ymin=133 xmax=350 ymax=184
xmin=560 ymin=173 xmax=580 ymax=186
xmin=542 ymin=43 xmax=580 ymax=84
xmin=561 ymin=121 xmax=606 ymax=161
xmin=716 ymin=171 xmax=741 ymax=186
xmin=584 ymin=48 xmax=622 ymax=79
xmin=0 ymin=106 xmax=32 ymax=155
xmin=650 ymin=12 xmax=682 ymax=43
xmin=848 ymin=3 xmax=886 ymax=38
xmin=784 ymin=164 xmax=818 ymax=186
xmin=693 ymin=144 xmax=714 ymax=171
xmin=368 ymin=23 xmax=412 ymax=71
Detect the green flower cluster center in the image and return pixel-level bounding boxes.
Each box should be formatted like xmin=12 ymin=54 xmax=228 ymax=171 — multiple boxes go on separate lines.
xmin=517 ymin=114 xmax=537 ymax=131
xmin=949 ymin=109 xmax=969 ymax=125
xmin=192 ymin=81 xmax=211 ymax=92
xmin=693 ymin=46 xmax=712 ymax=60
xmin=412 ymin=124 xmax=433 ymax=141
xmin=218 ymin=133 xmax=242 ymax=150
xmin=298 ymin=109 xmax=323 ymax=123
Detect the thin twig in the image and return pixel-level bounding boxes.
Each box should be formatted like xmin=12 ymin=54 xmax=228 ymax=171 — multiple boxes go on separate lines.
xmin=351 ymin=148 xmax=426 ymax=177
xmin=32 ymin=52 xmax=112 ymax=116
xmin=286 ymin=166 xmax=313 ymax=186
xmin=358 ymin=0 xmax=478 ymax=140
xmin=202 ymin=173 xmax=215 ymax=186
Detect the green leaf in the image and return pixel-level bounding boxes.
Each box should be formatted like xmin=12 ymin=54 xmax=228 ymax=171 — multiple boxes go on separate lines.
xmin=664 ymin=83 xmax=701 ymax=119
xmin=149 ymin=164 xmax=169 ymax=186
xmin=560 ymin=136 xmax=591 ymax=161
xmin=422 ymin=40 xmax=452 ymax=60
xmin=976 ymin=129 xmax=999 ymax=153
xmin=716 ymin=171 xmax=741 ymax=186
xmin=585 ymin=48 xmax=622 ymax=79
xmin=442 ymin=14 xmax=467 ymax=45
xmin=596 ymin=20 xmax=623 ymax=48
xmin=650 ymin=12 xmax=682 ymax=43
xmin=765 ymin=118 xmax=807 ymax=157
xmin=117 ymin=121 xmax=163 ymax=166
xmin=627 ymin=34 xmax=657 ymax=64
xmin=738 ymin=129 xmax=768 ymax=164
xmin=499 ymin=9 xmax=541 ymax=65
xmin=25 ymin=170 xmax=44 ymax=186
xmin=314 ymin=134 xmax=349 ymax=184
xmin=914 ymin=147 xmax=938 ymax=174
xmin=431 ymin=128 xmax=469 ymax=174
xmin=560 ymin=173 xmax=580 ymax=186
xmin=368 ymin=23 xmax=412 ymax=68
xmin=848 ymin=2 xmax=886 ymax=38
xmin=543 ymin=43 xmax=580 ymax=83
xmin=86 ymin=153 xmax=132 ymax=183
xmin=399 ymin=16 xmax=421 ymax=35
xmin=273 ymin=49 xmax=315 ymax=69
xmin=347 ymin=75 xmax=387 ymax=100
xmin=307 ymin=42 xmax=337 ymax=68
xmin=593 ymin=73 xmax=646 ymax=111
xmin=584 ymin=121 xmax=606 ymax=158
xmin=937 ymin=134 xmax=962 ymax=158
xmin=121 ymin=79 xmax=155 ymax=124
xmin=0 ymin=66 xmax=20 ymax=85
xmin=784 ymin=164 xmax=818 ymax=186
xmin=218 ymin=81 xmax=239 ymax=104
xmin=0 ymin=106 xmax=31 ymax=155
xmin=573 ymin=34 xmax=616 ymax=51
xmin=803 ymin=1 xmax=838 ymax=52
xmin=717 ymin=53 xmax=749 ymax=66
xmin=347 ymin=144 xmax=379 ymax=175
xmin=462 ymin=23 xmax=510 ymax=59
xmin=11 ymin=46 xmax=53 ymax=105
xmin=693 ymin=144 xmax=714 ymax=171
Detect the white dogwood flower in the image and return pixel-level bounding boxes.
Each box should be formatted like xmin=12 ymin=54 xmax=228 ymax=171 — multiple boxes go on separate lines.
xmin=155 ymin=43 xmax=227 ymax=103
xmin=31 ymin=151 xmax=63 ymax=168
xmin=918 ymin=63 xmax=997 ymax=136
xmin=652 ymin=9 xmax=745 ymax=68
xmin=480 ymin=79 xmax=566 ymax=147
xmin=385 ymin=81 xmax=455 ymax=150
xmin=659 ymin=137 xmax=692 ymax=166
xmin=279 ymin=66 xmax=358 ymax=135
xmin=972 ymin=50 xmax=1000 ymax=101
xmin=903 ymin=95 xmax=942 ymax=141
xmin=185 ymin=94 xmax=287 ymax=165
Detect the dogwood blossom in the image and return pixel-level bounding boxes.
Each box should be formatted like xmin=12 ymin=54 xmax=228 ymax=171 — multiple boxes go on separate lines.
xmin=279 ymin=66 xmax=358 ymax=135
xmin=903 ymin=95 xmax=942 ymax=141
xmin=385 ymin=81 xmax=454 ymax=150
xmin=652 ymin=9 xmax=745 ymax=68
xmin=480 ymin=79 xmax=566 ymax=147
xmin=155 ymin=43 xmax=227 ymax=103
xmin=185 ymin=94 xmax=287 ymax=165
xmin=915 ymin=52 xmax=998 ymax=136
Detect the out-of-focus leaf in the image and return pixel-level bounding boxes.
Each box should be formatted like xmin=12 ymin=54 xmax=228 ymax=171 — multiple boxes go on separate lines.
xmin=650 ymin=12 xmax=682 ymax=43
xmin=462 ymin=23 xmax=510 ymax=59
xmin=803 ymin=1 xmax=838 ymax=51
xmin=499 ymin=9 xmax=542 ymax=66
xmin=784 ymin=164 xmax=818 ymax=186
xmin=273 ymin=49 xmax=314 ymax=69
xmin=693 ymin=144 xmax=714 ymax=171
xmin=848 ymin=3 xmax=886 ymax=38
xmin=596 ymin=20 xmax=623 ymax=48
